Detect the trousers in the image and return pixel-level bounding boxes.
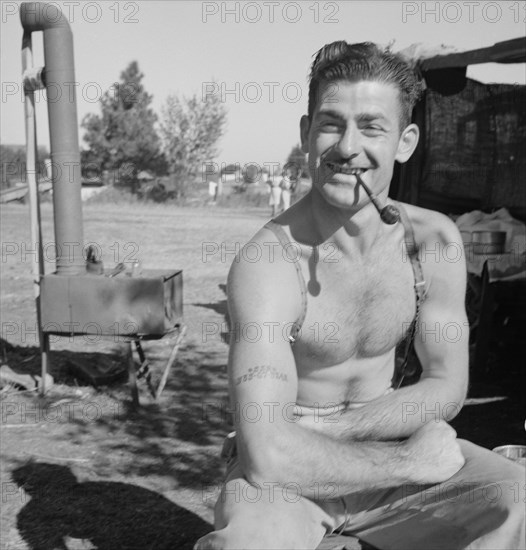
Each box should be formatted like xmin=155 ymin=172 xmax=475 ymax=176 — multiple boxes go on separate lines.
xmin=195 ymin=435 xmax=525 ymax=550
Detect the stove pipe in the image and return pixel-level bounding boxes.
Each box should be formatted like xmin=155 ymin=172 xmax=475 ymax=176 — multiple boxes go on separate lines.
xmin=20 ymin=2 xmax=85 ymax=275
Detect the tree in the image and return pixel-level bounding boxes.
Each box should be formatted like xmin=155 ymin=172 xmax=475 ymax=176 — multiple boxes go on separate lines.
xmin=81 ymin=61 xmax=165 ymax=189
xmin=286 ymin=144 xmax=309 ymax=179
xmin=1 ymin=145 xmax=49 ymax=188
xmin=159 ymin=89 xmax=227 ymax=199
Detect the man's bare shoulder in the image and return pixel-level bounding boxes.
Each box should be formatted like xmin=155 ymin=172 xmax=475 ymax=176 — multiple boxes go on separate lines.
xmin=228 ymin=196 xmax=312 ymax=286
xmin=398 ymin=202 xmax=466 ymax=297
xmin=398 ymin=202 xmax=462 ymax=248
xmin=227 ymin=223 xmax=302 ymax=323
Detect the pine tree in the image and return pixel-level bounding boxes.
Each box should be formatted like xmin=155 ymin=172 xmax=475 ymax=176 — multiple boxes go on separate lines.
xmin=81 ymin=61 xmax=165 ymax=189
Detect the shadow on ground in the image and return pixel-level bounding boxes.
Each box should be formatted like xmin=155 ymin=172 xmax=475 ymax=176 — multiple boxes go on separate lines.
xmin=52 ymin=338 xmax=230 ymax=488
xmin=12 ymin=461 xmax=211 ymax=550
xmin=1 ymin=335 xmax=230 ymax=489
xmin=0 ymin=338 xmax=128 ymax=387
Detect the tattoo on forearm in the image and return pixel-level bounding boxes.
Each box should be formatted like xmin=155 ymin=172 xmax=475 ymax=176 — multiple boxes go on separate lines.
xmin=235 ymin=365 xmax=288 ymax=385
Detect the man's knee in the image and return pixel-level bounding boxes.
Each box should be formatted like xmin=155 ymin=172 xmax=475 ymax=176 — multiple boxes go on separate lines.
xmin=194 ymin=526 xmax=310 ymax=550
xmin=210 ymin=476 xmax=328 ymax=549
xmin=194 ymin=530 xmax=222 ymax=550
xmin=214 ymin=476 xmax=296 ymax=524
xmin=194 ymin=528 xmax=251 ymax=550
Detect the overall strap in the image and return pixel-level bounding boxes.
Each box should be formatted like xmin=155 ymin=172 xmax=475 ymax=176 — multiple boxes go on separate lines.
xmin=263 ymin=221 xmax=308 ymax=344
xmin=395 ymin=202 xmax=426 ymax=316
xmin=392 ymin=202 xmax=427 ymax=388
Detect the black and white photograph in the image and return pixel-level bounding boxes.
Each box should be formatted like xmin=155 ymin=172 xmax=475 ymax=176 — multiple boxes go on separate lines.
xmin=1 ymin=1 xmax=525 ymax=548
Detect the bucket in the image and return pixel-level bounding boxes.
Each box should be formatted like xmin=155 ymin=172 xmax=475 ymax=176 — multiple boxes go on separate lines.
xmin=492 ymin=445 xmax=526 ymax=466
xmin=472 ymin=231 xmax=506 ymax=255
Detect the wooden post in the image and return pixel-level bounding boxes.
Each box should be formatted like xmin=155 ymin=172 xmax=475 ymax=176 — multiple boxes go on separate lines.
xmin=22 ymin=32 xmax=47 ymax=393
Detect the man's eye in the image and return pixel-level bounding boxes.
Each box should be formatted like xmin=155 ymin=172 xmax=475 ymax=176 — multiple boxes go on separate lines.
xmin=362 ymin=126 xmax=383 ymax=135
xmin=320 ymin=122 xmax=340 ymax=131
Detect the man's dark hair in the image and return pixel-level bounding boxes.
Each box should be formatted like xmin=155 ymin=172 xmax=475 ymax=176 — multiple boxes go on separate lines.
xmin=308 ymin=41 xmax=423 ymax=130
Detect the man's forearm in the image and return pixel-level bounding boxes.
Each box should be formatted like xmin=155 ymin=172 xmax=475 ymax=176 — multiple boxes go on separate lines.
xmin=245 ymin=423 xmax=417 ymax=501
xmin=310 ymin=377 xmax=465 ymax=441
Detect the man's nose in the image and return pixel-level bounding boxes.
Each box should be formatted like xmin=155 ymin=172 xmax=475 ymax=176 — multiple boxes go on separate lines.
xmin=336 ymin=125 xmax=361 ymax=159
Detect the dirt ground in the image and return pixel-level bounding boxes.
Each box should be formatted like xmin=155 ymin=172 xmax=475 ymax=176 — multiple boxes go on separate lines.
xmin=1 ymin=202 xmax=524 ymax=550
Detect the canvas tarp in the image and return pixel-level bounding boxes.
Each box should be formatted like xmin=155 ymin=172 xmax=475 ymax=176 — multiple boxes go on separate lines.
xmin=394 ymin=38 xmax=526 ymax=220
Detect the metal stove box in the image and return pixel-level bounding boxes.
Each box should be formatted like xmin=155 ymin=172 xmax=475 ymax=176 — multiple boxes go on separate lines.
xmin=40 ymin=269 xmax=183 ymax=337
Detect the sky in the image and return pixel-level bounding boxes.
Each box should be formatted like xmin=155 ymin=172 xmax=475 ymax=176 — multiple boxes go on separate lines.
xmin=1 ymin=0 xmax=525 ymax=169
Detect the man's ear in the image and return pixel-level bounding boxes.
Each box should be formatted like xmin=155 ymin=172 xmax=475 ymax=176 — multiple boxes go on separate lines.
xmin=300 ymin=115 xmax=310 ymax=154
xmin=395 ymin=123 xmax=419 ymax=163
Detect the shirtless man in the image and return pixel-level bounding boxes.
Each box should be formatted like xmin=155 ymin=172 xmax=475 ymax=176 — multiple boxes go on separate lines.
xmin=195 ymin=41 xmax=525 ymax=550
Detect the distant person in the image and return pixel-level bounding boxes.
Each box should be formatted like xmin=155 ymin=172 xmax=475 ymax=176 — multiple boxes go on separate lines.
xmin=268 ymin=175 xmax=282 ymax=217
xmin=209 ymin=180 xmax=218 ymax=202
xmin=279 ymin=167 xmax=297 ymax=212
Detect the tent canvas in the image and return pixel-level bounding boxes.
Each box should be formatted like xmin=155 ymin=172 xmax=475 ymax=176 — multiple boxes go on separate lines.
xmin=393 ymin=37 xmax=526 ymax=222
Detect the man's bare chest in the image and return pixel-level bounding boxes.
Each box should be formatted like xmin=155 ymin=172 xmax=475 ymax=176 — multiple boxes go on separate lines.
xmin=294 ymin=242 xmax=416 ymax=363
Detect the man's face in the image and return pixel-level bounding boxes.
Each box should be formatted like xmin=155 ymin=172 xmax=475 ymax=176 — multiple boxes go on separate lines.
xmin=301 ymin=79 xmax=418 ymax=211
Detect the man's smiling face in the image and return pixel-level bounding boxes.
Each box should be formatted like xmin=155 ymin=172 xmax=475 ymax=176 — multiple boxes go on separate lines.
xmin=301 ymin=79 xmax=417 ymax=211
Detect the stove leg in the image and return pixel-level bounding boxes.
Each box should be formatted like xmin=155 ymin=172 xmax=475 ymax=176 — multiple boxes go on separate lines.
xmin=128 ymin=341 xmax=139 ymax=407
xmin=40 ymin=333 xmax=49 ymax=395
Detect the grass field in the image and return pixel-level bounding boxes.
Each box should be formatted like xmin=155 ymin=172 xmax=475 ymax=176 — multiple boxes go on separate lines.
xmin=1 ymin=201 xmax=524 ymax=550
xmin=0 ymin=201 xmax=268 ymax=550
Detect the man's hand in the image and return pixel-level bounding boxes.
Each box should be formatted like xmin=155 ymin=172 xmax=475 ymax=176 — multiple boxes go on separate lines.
xmin=403 ymin=420 xmax=465 ymax=484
